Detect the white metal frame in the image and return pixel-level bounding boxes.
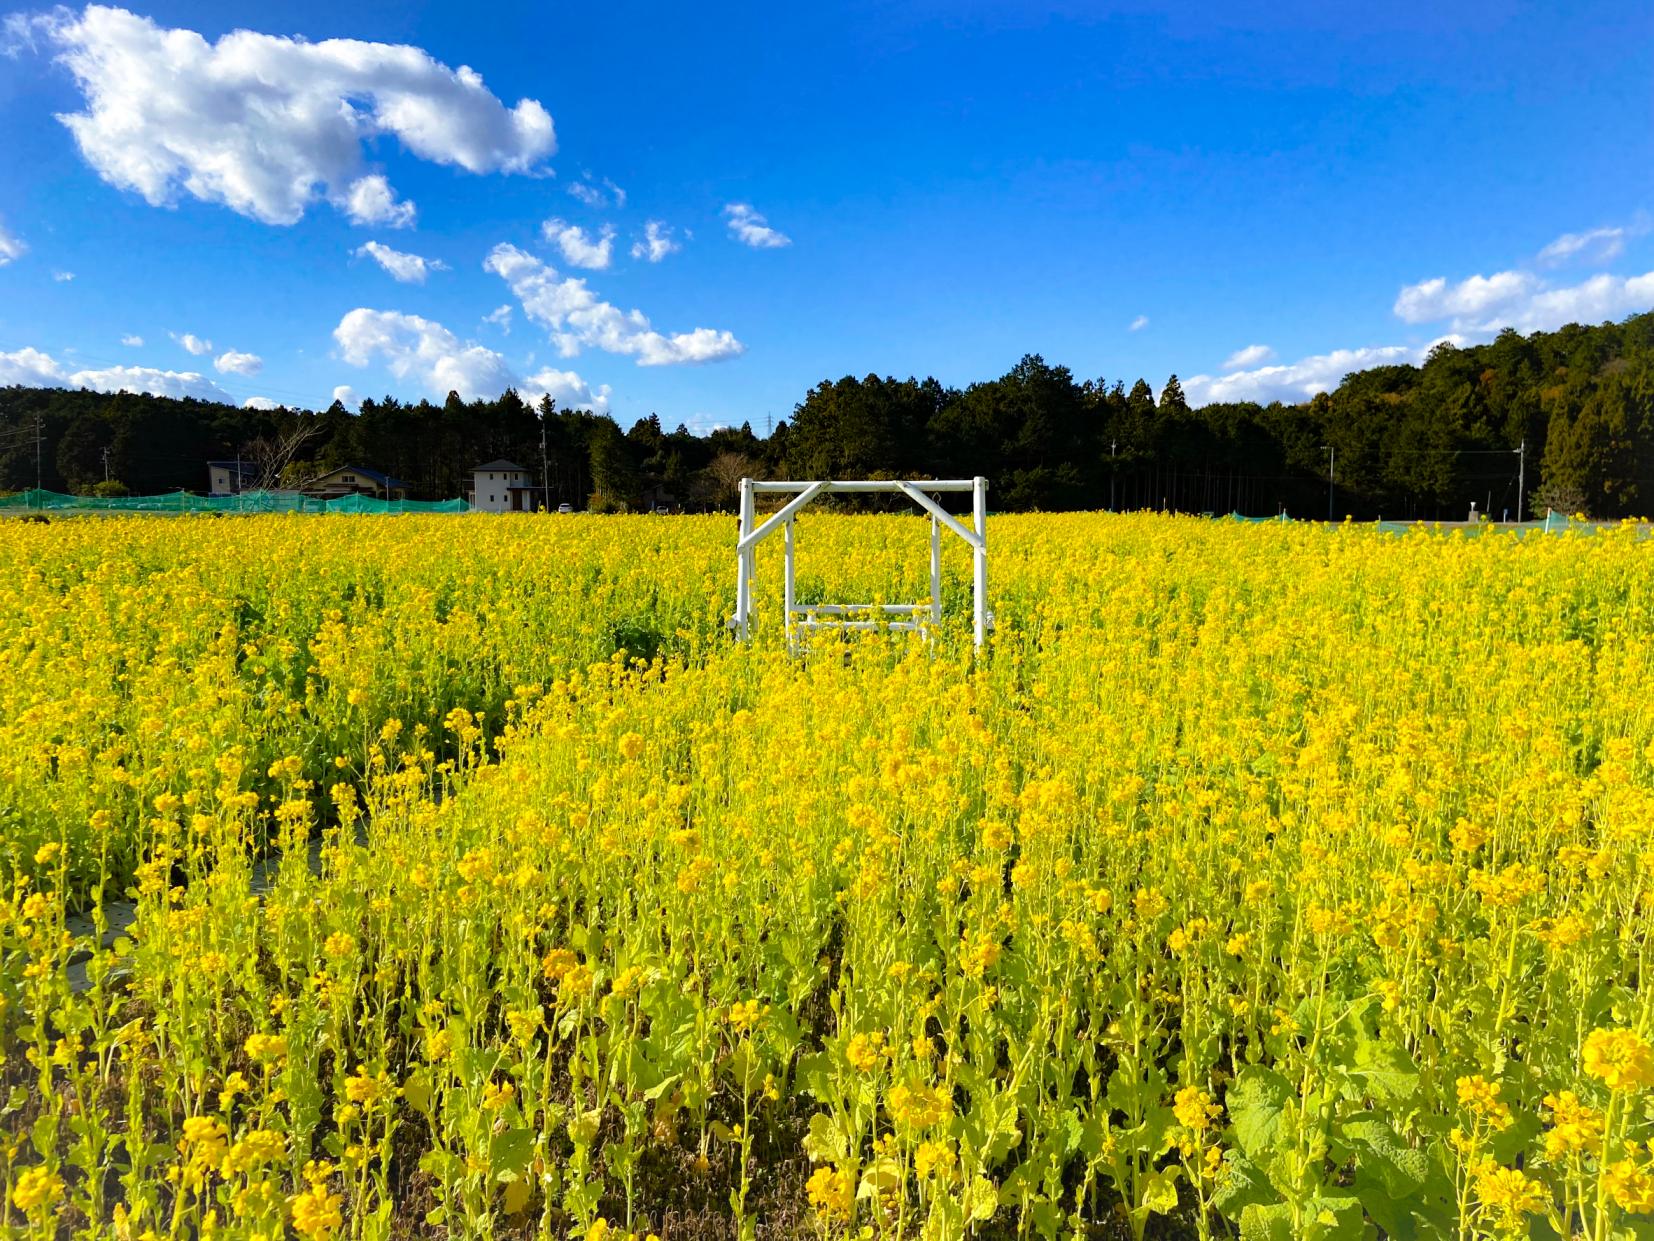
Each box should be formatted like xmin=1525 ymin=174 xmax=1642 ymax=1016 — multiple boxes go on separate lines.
xmin=732 ymin=477 xmax=992 ymax=650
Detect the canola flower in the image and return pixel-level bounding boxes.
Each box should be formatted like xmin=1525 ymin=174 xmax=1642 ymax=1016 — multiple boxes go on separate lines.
xmin=2 ymin=512 xmax=1654 ymax=1238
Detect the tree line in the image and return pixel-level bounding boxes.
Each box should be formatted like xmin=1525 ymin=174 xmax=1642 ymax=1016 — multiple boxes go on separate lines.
xmin=3 ymin=310 xmax=1654 ymax=517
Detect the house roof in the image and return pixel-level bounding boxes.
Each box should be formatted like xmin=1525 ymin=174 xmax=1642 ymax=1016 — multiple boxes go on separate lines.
xmin=206 ymin=460 xmax=258 ymax=475
xmin=309 ymin=464 xmax=408 ymax=489
xmin=473 ymin=459 xmax=527 ymax=472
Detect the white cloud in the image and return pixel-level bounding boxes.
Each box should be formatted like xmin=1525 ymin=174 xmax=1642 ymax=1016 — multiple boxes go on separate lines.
xmin=1538 ymin=226 xmax=1626 ymax=266
xmin=215 ymin=349 xmax=262 ymax=376
xmin=1183 ymin=344 xmax=1429 ymax=407
xmin=631 ymin=220 xmax=680 ymax=263
xmin=1394 ymin=268 xmax=1654 ymax=334
xmin=331 ymin=384 xmax=360 ymax=410
xmin=343 ymin=175 xmax=416 ymax=229
xmin=566 ymin=175 xmax=624 ymax=209
xmin=0 ymin=346 xmax=65 ymax=386
xmin=1128 ymin=314 xmax=1149 ymax=332
xmin=333 ymin=305 xmax=611 ymax=412
xmin=541 ymin=218 xmax=614 ymax=270
xmin=1393 ymin=271 xmax=1540 ymax=327
xmin=1504 ymin=272 xmax=1654 ymax=333
xmin=53 ymin=270 xmax=75 ymax=282
xmin=120 ymin=333 xmax=143 ymax=347
xmin=355 ymin=239 xmax=447 ymax=283
xmin=243 ymin=396 xmax=278 ymax=410
xmin=723 ymin=202 xmax=790 ymax=249
xmin=483 ymin=305 xmax=512 ymax=333
xmin=334 ymin=307 xmax=517 ymax=400
xmin=172 ymin=331 xmax=213 ymax=355
xmin=1222 ymin=344 xmax=1275 ymax=370
xmin=485 ymin=242 xmax=744 ymax=366
xmin=39 ymin=6 xmax=555 ymax=226
xmin=0 ymin=219 xmax=24 ymax=266
xmin=70 ymin=363 xmax=235 ymax=401
xmin=0 ymin=345 xmax=236 ymax=400
xmin=523 ymin=367 xmax=611 ymax=414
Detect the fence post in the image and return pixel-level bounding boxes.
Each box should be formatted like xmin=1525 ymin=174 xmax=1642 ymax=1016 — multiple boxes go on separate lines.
xmin=972 ymin=476 xmax=988 ymax=651
xmin=736 ymin=478 xmax=755 ymax=639
xmin=783 ymin=516 xmax=796 ymax=651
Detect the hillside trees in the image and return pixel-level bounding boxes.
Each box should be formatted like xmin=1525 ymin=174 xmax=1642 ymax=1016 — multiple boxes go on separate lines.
xmin=6 ymin=311 xmax=1654 ymax=514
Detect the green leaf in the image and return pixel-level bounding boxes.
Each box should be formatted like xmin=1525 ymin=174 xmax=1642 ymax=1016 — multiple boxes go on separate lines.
xmin=1210 ymin=1150 xmax=1280 ymax=1220
xmin=1076 ymin=1115 xmax=1109 ymax=1160
xmin=624 ymin=1043 xmax=666 ymax=1096
xmin=1138 ymin=1167 xmax=1180 ymax=1216
xmin=1341 ymin=1113 xmax=1427 ymax=1197
xmin=490 ymin=1126 xmax=533 ymax=1180
xmin=1490 ymin=1108 xmax=1542 ymax=1165
xmin=1349 ymin=1039 xmax=1419 ymax=1105
xmin=1239 ymin=1201 xmax=1296 ymax=1241
xmin=402 ymin=1068 xmax=432 ymax=1115
xmin=858 ymin=1156 xmax=903 ymax=1197
xmin=1302 ymin=1194 xmax=1365 ymax=1241
xmin=802 ymin=1112 xmax=845 ymax=1163
xmin=1227 ymin=1065 xmax=1294 ymax=1161
xmin=965 ymin=1175 xmax=999 ymax=1223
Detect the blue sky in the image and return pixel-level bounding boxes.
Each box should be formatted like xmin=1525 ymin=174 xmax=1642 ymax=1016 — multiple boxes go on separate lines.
xmin=0 ymin=0 xmax=1650 ymax=430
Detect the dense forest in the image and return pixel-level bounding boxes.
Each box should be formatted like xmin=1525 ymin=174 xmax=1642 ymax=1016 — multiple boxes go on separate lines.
xmin=4 ymin=311 xmax=1654 ymax=517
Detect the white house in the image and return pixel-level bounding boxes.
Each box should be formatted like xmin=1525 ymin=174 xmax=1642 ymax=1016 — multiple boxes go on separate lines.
xmin=470 ymin=460 xmax=537 ymax=512
xmin=206 ymin=460 xmax=258 ymax=495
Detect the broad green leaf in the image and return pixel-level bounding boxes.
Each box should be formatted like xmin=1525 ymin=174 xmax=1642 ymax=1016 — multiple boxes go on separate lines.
xmin=1349 ymin=1039 xmax=1419 ymax=1104
xmin=490 ymin=1125 xmax=532 ymax=1179
xmin=966 ymin=1175 xmax=999 ymax=1223
xmin=1227 ymin=1065 xmax=1294 ymax=1161
xmin=1341 ymin=1113 xmax=1427 ymax=1196
xmin=1138 ymin=1167 xmax=1180 ymax=1216
xmin=1239 ymin=1201 xmax=1296 ymax=1241
xmin=1302 ymin=1194 xmax=1365 ymax=1241
xmin=1210 ymin=1150 xmax=1280 ymax=1219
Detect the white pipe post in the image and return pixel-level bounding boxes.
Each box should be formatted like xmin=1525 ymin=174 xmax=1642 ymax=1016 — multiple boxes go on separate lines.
xmin=972 ymin=476 xmax=988 ymax=651
xmin=737 ymin=477 xmax=755 ymax=639
xmin=930 ymin=514 xmax=941 ymax=626
xmin=783 ymin=516 xmax=796 ymax=651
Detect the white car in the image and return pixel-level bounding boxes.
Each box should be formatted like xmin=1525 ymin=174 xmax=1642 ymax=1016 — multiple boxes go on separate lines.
xmin=556 ymin=503 xmax=573 ymax=514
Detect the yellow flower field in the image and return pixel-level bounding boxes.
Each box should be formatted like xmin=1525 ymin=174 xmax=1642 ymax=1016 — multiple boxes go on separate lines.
xmin=3 ymin=512 xmax=1654 ymax=1240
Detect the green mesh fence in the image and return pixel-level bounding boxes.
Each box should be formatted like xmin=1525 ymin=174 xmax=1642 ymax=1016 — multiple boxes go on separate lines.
xmin=0 ymin=488 xmax=471 ymax=514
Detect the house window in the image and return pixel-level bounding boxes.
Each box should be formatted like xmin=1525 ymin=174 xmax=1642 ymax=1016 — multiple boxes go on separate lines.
xmin=342 ymin=475 xmax=355 ymax=483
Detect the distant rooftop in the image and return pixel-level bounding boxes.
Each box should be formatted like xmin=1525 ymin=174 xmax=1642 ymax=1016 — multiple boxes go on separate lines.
xmin=314 ymin=464 xmax=408 ymax=489
xmin=473 ymin=459 xmax=527 ymax=472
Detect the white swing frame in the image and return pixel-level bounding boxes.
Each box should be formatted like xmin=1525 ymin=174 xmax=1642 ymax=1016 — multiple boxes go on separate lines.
xmin=731 ymin=476 xmax=991 ymax=650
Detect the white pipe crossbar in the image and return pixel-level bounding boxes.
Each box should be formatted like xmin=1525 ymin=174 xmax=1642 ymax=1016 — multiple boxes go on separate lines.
xmin=795 ymin=603 xmax=930 ymax=614
xmin=751 ymin=480 xmax=978 ymax=493
xmin=731 ymin=476 xmax=991 ymax=651
xmin=796 ymin=619 xmax=929 ymax=633
xmin=738 ymin=479 xmax=829 ymax=553
xmin=895 ymin=479 xmax=983 ymax=550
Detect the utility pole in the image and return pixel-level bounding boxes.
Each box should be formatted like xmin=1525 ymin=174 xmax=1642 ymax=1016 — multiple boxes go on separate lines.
xmin=1323 ymin=445 xmax=1335 ymax=521
xmin=102 ymin=446 xmax=110 ymax=483
xmin=1515 ymin=438 xmax=1526 ymax=523
xmin=1110 ymin=439 xmax=1117 ymax=511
